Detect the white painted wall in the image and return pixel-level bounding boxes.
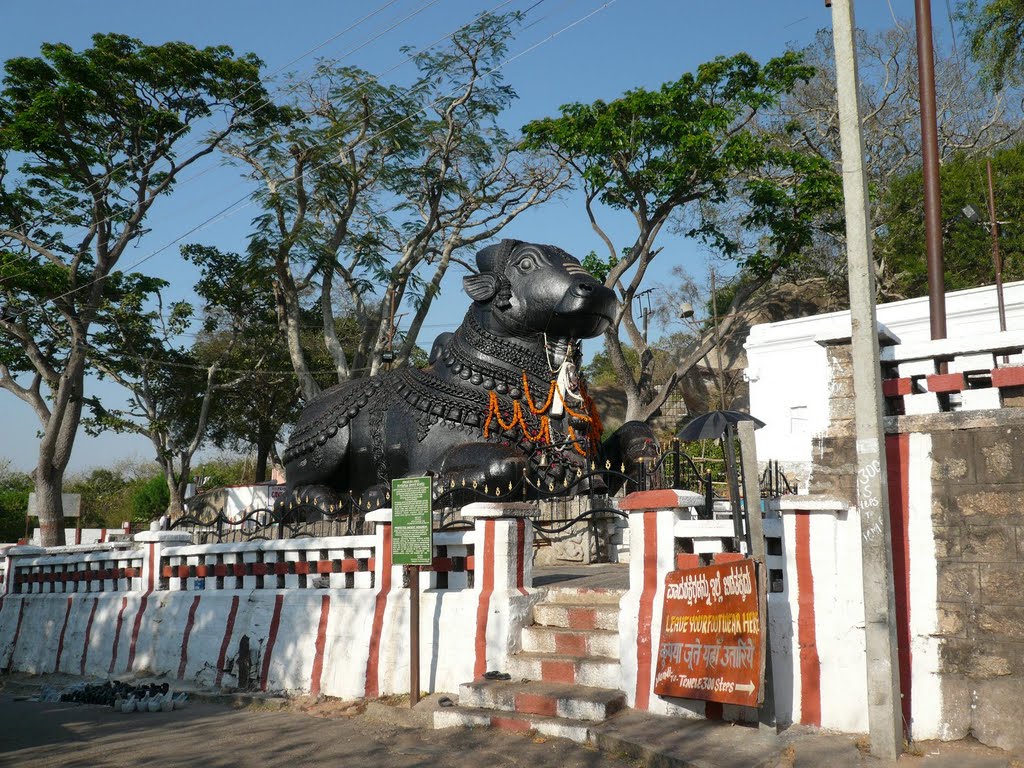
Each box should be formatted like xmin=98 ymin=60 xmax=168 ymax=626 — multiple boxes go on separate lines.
xmin=744 ymin=280 xmax=1024 ymax=474
xmin=0 ymin=518 xmax=537 ymax=700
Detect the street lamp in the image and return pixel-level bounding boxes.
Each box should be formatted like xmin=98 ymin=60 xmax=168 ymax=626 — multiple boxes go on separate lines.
xmin=962 ymin=158 xmax=1009 ymax=333
xmin=635 ymin=289 xmax=654 ymax=342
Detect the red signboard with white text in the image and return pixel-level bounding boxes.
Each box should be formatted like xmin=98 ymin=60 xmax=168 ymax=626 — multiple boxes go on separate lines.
xmin=654 ymin=559 xmax=763 ymax=707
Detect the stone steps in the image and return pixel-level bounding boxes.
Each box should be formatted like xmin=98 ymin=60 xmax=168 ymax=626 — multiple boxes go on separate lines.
xmin=434 ymin=585 xmax=627 ymax=744
xmin=521 ymin=624 xmax=620 ymax=658
xmin=507 ymin=650 xmax=620 ymax=688
xmin=532 ymin=600 xmax=620 ymax=631
xmin=458 ymin=678 xmax=626 ymax=721
xmin=434 ymin=705 xmax=596 ymax=744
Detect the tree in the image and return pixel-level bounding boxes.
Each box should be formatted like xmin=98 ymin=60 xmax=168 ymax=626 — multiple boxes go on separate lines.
xmin=227 ymin=11 xmax=568 ymax=400
xmin=961 ymin=0 xmax=1024 ymax=89
xmin=0 ymin=34 xmax=279 ymax=545
xmin=85 ymin=247 xmax=272 ymax=518
xmin=876 ymin=141 xmax=1024 ymax=297
xmin=0 ymin=459 xmax=32 ymax=542
xmin=131 ymin=474 xmax=169 ymax=524
xmin=187 ymin=247 xmax=350 ymax=482
xmin=773 ymin=24 xmax=1023 ymax=299
xmin=522 ymin=52 xmax=843 ymax=423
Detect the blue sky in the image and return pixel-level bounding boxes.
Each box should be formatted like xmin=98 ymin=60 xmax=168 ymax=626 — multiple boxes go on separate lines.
xmin=0 ymin=0 xmax=917 ymax=473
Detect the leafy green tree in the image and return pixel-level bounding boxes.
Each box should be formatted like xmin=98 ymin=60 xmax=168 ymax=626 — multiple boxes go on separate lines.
xmin=876 ymin=142 xmax=1024 ymax=298
xmin=522 ymin=52 xmax=842 ymax=423
xmin=0 ymin=459 xmax=32 ymax=542
xmin=131 ymin=474 xmax=169 ymax=524
xmin=85 ymin=247 xmax=274 ymax=517
xmin=227 ymin=11 xmax=568 ymax=400
xmin=961 ymin=0 xmax=1024 ymax=88
xmin=772 ymin=24 xmax=1022 ymax=300
xmin=0 ymin=34 xmax=279 ymax=545
xmin=186 ymin=246 xmax=355 ymax=482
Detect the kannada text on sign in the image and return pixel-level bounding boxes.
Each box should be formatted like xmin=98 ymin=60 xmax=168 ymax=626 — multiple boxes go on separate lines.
xmin=654 ymin=559 xmax=763 ymax=707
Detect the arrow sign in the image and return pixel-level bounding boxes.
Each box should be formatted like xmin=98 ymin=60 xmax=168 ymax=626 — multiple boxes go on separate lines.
xmin=654 ymin=558 xmax=763 ymax=707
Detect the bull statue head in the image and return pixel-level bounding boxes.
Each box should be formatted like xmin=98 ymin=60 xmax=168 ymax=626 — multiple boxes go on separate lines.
xmin=462 ymin=240 xmax=616 ymax=341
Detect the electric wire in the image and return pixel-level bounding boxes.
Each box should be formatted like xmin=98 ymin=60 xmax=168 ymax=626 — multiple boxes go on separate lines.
xmin=0 ymin=0 xmax=409 ymax=245
xmin=0 ymin=0 xmax=525 ymax=290
xmin=3 ymin=0 xmax=614 ymax=325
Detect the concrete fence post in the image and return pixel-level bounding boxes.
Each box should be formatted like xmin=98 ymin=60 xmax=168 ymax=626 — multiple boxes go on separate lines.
xmin=461 ymin=502 xmax=539 ymax=678
xmin=616 ymin=489 xmax=704 ymax=713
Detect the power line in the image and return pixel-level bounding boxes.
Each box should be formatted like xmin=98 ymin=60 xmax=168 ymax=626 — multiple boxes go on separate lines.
xmin=0 ymin=0 xmax=526 ymax=291
xmin=4 ymin=0 xmax=613 ymax=324
xmin=0 ymin=0 xmax=458 ymax=287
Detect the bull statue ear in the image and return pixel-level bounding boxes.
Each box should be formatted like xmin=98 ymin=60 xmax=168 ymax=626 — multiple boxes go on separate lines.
xmin=463 ymin=274 xmax=497 ymax=302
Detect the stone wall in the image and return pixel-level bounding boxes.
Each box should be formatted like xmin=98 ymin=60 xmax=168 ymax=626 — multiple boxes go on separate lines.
xmin=917 ymin=409 xmax=1024 ymax=752
xmin=810 ymin=333 xmax=1024 ymax=750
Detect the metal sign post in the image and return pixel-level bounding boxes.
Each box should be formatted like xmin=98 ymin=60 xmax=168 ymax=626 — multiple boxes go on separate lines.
xmin=391 ymin=476 xmax=433 ymax=707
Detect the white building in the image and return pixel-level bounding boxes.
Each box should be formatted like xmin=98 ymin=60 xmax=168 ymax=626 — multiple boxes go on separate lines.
xmin=743 ymin=280 xmax=1024 ymax=487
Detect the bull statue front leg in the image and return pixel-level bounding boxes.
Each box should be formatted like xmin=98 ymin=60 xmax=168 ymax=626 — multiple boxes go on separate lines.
xmin=434 ymin=442 xmax=530 ymax=500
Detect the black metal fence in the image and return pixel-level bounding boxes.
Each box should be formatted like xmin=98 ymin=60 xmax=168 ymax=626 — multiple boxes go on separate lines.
xmin=170 ymin=442 xmax=793 ymax=544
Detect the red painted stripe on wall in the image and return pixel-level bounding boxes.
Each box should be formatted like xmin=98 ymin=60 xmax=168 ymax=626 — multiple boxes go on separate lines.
xmin=515 ymin=519 xmax=528 ymax=596
xmin=54 ymin=598 xmax=73 ymax=672
xmin=178 ymin=595 xmax=202 ymax=680
xmin=634 ymin=514 xmax=658 ymax=711
xmin=214 ymin=596 xmax=240 ymax=687
xmin=310 ymin=595 xmax=331 ymax=698
xmin=474 ymin=520 xmax=496 ymax=679
xmin=80 ymin=598 xmax=99 ymax=675
xmin=259 ymin=594 xmax=285 ymax=692
xmin=795 ymin=511 xmax=821 ymax=726
xmin=126 ymin=543 xmax=157 ymax=672
xmin=886 ymin=433 xmax=912 ymax=736
xmin=364 ymin=524 xmax=392 ymax=699
xmin=108 ymin=597 xmax=128 ymax=674
xmin=7 ymin=599 xmax=26 ymax=667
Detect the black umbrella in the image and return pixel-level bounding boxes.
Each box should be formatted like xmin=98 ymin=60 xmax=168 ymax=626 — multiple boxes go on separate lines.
xmin=676 ymin=410 xmax=765 ymax=442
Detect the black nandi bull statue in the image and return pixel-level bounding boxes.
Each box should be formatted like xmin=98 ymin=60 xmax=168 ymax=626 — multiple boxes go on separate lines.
xmin=278 ymin=239 xmax=659 ymax=513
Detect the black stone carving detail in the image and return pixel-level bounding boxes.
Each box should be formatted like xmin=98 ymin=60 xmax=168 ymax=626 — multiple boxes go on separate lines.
xmin=277 ymin=239 xmax=661 ymax=513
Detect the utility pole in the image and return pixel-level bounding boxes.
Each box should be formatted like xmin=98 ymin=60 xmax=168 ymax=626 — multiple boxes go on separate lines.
xmin=915 ymin=0 xmax=947 ymax=341
xmin=709 ymin=269 xmax=728 ymax=411
xmin=831 ymin=0 xmax=904 ymax=759
xmin=986 ymin=159 xmax=1008 ymax=333
xmin=635 ymin=288 xmax=653 ymax=343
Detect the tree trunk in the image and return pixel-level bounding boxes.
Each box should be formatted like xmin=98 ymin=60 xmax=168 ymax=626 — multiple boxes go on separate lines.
xmin=33 ymin=466 xmax=66 ymax=547
xmin=166 ymin=471 xmax=186 ymax=521
xmin=254 ymin=437 xmax=271 ymax=483
xmin=33 ymin=357 xmax=86 ymax=547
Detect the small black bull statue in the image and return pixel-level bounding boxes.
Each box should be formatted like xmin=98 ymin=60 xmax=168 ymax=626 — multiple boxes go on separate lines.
xmin=278 ymin=239 xmax=659 ymax=513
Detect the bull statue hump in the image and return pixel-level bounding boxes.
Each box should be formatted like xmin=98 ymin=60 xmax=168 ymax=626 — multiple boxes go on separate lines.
xmin=279 ymin=239 xmax=656 ymax=512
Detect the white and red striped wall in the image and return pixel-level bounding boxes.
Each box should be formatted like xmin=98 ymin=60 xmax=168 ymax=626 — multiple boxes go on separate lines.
xmin=0 ymin=508 xmax=537 ymax=700
xmin=613 ymin=484 xmax=942 ymax=737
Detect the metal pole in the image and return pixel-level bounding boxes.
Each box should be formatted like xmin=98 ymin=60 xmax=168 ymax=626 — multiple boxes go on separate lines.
xmin=915 ymin=0 xmax=947 ymax=341
xmin=410 ymin=565 xmax=420 ymax=706
xmin=671 ymin=437 xmax=681 ymax=489
xmin=710 ymin=269 xmax=728 ymax=411
xmin=986 ymin=159 xmax=1007 ymax=333
xmin=737 ymin=420 xmax=773 ymax=724
xmin=723 ymin=425 xmax=743 ymax=550
xmin=832 ymin=0 xmax=904 ymax=759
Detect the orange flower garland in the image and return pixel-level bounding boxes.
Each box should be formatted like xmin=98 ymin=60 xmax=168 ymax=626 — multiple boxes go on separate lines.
xmin=482 ymin=372 xmax=600 ymax=457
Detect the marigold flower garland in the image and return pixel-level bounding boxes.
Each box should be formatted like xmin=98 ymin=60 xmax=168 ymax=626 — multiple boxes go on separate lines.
xmin=483 ymin=372 xmax=601 ymax=456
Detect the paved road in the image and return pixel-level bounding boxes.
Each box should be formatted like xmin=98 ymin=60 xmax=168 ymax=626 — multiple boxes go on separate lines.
xmin=0 ymin=695 xmax=635 ymax=768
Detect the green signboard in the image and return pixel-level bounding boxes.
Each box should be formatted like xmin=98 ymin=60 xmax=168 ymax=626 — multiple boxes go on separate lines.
xmin=391 ymin=476 xmax=433 ymax=566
